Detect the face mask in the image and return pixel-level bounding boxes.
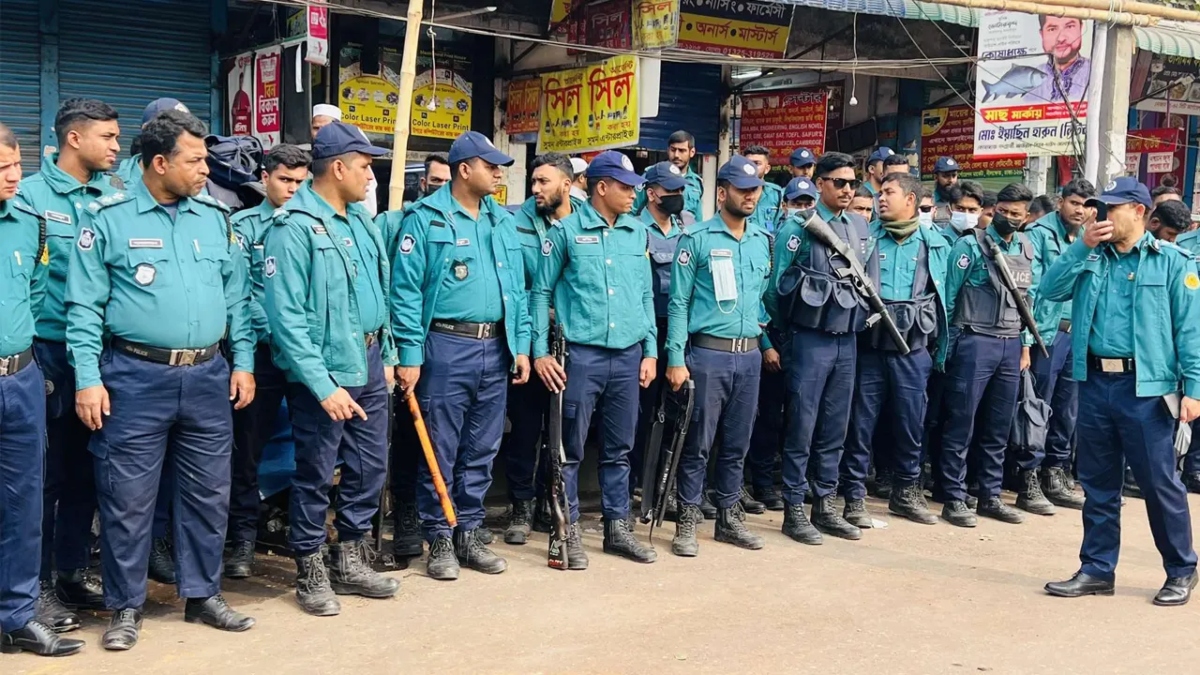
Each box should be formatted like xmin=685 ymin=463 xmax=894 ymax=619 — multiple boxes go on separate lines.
xmin=991 ymin=212 xmax=1018 ymax=236
xmin=918 ymin=211 xmax=933 ymax=227
xmin=657 ymin=194 xmax=685 ymax=216
xmin=950 ymin=211 xmax=977 ymax=233
xmin=423 ymin=183 xmax=441 ymax=197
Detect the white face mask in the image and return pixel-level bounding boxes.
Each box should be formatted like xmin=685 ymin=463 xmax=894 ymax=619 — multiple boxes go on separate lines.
xmin=950 ymin=211 xmax=978 ymax=232
xmin=918 ymin=210 xmax=933 ymax=227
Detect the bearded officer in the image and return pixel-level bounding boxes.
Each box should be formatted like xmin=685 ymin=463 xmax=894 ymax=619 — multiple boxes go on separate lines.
xmin=66 ymin=109 xmax=257 ymax=650
xmin=388 ymin=131 xmax=530 ymax=581
xmin=533 ymin=150 xmax=658 ymax=566
xmin=666 ymin=156 xmax=772 ymax=557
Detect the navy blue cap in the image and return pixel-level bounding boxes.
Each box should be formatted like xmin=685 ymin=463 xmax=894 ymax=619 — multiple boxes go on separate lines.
xmin=586 ymin=151 xmax=644 ymax=187
xmin=643 ymin=161 xmax=686 ymax=191
xmin=868 ymin=147 xmax=895 ymax=164
xmin=1088 ymin=176 xmax=1152 ymax=209
xmin=312 ymin=121 xmax=388 ymax=160
xmin=934 ymin=156 xmax=960 ymax=173
xmin=790 ymin=147 xmax=816 ymax=168
xmin=784 ymin=177 xmax=818 ymax=202
xmin=448 ymin=131 xmax=514 ymax=167
xmin=142 ymin=98 xmax=190 ymax=126
xmin=719 ymin=156 xmax=764 ymax=190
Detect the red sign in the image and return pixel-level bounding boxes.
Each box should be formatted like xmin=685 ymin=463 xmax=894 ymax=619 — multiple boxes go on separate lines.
xmin=506 ymin=78 xmax=541 ymax=136
xmin=1127 ymin=128 xmax=1184 ymax=186
xmin=305 ymin=0 xmax=329 ymax=66
xmin=254 ymin=47 xmax=282 ymax=148
xmin=740 ymin=89 xmax=827 ymax=166
xmin=920 ymin=105 xmax=1023 ymax=180
xmin=567 ymin=0 xmax=631 ymax=52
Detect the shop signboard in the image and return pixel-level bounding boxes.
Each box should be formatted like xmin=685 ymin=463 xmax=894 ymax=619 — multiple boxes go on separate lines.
xmin=568 ymin=0 xmax=631 ymax=51
xmin=507 ymin=78 xmax=541 ymax=137
xmin=339 ymin=46 xmax=472 ymax=141
xmin=633 ymin=0 xmax=679 ymax=50
xmin=1132 ymin=52 xmax=1200 ymax=116
xmin=538 ymin=55 xmax=639 ymax=154
xmin=677 ymin=0 xmax=791 ymax=60
xmin=254 ymin=46 xmax=283 ymax=149
xmin=1126 ymin=128 xmax=1184 ymax=184
xmin=305 ymin=0 xmax=329 ymax=66
xmin=921 ymin=105 xmax=1023 ymax=180
xmin=740 ymin=89 xmax=828 ymax=166
xmin=227 ymin=51 xmax=254 ymax=137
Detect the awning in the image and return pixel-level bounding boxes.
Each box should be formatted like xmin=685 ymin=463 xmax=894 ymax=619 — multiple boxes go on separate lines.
xmin=1135 ymin=21 xmax=1200 ymax=60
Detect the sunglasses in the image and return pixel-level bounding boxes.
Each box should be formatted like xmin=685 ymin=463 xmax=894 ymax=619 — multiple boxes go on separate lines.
xmin=918 ymin=205 xmax=933 ymax=213
xmin=822 ymin=177 xmax=862 ymax=190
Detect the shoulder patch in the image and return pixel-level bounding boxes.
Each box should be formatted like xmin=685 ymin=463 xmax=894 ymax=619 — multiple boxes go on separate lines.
xmin=87 ymin=191 xmax=133 ymax=213
xmin=400 ymin=233 xmax=416 ymax=255
xmin=677 ymin=248 xmax=691 ymax=266
xmin=786 ymin=234 xmax=800 ymax=252
xmin=541 ymin=238 xmax=554 ymax=256
xmin=264 ymin=256 xmax=277 ymax=278
xmin=1185 ymin=272 xmax=1199 ymax=291
xmin=956 ymin=253 xmax=970 ymax=269
xmin=193 ymin=193 xmax=231 ymax=213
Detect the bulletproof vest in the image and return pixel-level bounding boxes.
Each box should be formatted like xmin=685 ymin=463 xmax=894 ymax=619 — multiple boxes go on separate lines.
xmin=780 ymin=213 xmax=879 ymax=334
xmin=865 ymin=239 xmax=939 ymax=352
xmin=647 ymin=224 xmax=682 ymax=317
xmin=953 ymin=229 xmax=1033 ymax=338
xmin=932 ymin=202 xmax=953 ymax=228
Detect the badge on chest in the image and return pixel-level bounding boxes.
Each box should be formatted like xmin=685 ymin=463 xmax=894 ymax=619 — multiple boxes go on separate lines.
xmin=453 ymin=261 xmax=469 ymax=280
xmin=134 ymin=263 xmax=157 ymax=286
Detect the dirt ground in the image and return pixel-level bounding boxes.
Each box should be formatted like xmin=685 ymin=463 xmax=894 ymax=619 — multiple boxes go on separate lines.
xmin=7 ymin=494 xmax=1199 ymax=675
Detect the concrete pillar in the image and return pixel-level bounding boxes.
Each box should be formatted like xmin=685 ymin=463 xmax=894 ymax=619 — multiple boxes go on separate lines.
xmin=1096 ymin=25 xmax=1137 ymax=186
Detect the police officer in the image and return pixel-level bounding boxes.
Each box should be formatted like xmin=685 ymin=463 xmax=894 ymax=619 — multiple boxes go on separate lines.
xmin=939 ymin=183 xmax=1035 ymax=528
xmin=66 ymin=110 xmax=256 ymax=650
xmin=1019 ymin=178 xmax=1095 ymax=513
xmin=498 ymin=151 xmax=577 ymax=546
xmin=839 ymin=172 xmax=948 ymax=527
xmin=768 ymin=152 xmax=874 ymax=544
xmin=389 ymin=131 xmax=530 ymax=580
xmin=18 ymin=98 xmax=121 ymax=631
xmin=0 ymin=122 xmax=85 ymax=657
xmin=666 ymin=156 xmax=772 ymax=556
xmin=634 ymin=131 xmax=705 ymax=223
xmin=931 ymin=156 xmax=961 ymax=228
xmin=533 ymin=150 xmax=658 ymax=566
xmin=863 ymin=147 xmax=895 ymax=197
xmin=789 ymin=147 xmax=816 ymax=179
xmin=264 ymin=122 xmax=399 ymax=613
xmin=743 ymin=145 xmax=782 ymax=232
xmin=115 ymin=98 xmax=191 ymax=185
xmin=1042 ymin=177 xmax=1200 ymax=606
xmin=224 ymin=144 xmax=311 ymax=579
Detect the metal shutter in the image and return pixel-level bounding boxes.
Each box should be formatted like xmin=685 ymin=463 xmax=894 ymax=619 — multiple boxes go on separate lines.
xmin=636 ymin=62 xmax=721 ymax=155
xmin=0 ymin=0 xmax=43 ymax=173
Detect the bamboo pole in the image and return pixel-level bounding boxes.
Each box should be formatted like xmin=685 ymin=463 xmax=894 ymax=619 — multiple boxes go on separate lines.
xmin=926 ymin=0 xmax=1157 ymax=27
xmin=387 ymin=0 xmax=424 ymax=210
xmin=1032 ymin=0 xmax=1200 ymax=24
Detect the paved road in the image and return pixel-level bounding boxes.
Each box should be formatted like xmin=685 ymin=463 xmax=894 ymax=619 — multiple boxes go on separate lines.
xmin=8 ymin=495 xmax=1197 ymax=674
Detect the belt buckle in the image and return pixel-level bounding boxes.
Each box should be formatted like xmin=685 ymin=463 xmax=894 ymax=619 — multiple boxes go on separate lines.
xmin=0 ymin=357 xmax=10 ymax=376
xmin=170 ymin=349 xmax=198 ymax=367
xmin=1099 ymin=358 xmax=1124 ymax=374
xmin=732 ymin=337 xmax=745 ymax=352
xmin=476 ymin=323 xmax=486 ymax=339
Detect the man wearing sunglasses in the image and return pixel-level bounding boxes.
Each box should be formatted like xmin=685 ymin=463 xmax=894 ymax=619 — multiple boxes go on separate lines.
xmin=768 ymin=152 xmax=877 ymax=544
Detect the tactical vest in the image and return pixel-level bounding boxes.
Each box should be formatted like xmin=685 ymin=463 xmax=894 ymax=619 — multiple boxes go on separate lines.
xmin=647 ymin=224 xmax=682 ymax=318
xmin=932 ymin=202 xmax=953 ymax=229
xmin=865 ymin=239 xmax=939 ymax=352
xmin=953 ymin=229 xmax=1033 ymax=338
xmin=779 ymin=214 xmax=879 ymax=334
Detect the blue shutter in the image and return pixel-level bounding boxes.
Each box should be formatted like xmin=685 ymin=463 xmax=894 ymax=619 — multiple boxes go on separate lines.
xmin=636 ymin=62 xmax=720 ymax=155
xmin=0 ymin=0 xmax=43 ymax=173
xmin=58 ymin=0 xmax=213 ymax=153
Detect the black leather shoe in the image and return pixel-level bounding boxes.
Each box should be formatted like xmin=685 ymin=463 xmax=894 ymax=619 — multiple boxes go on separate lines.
xmin=842 ymin=498 xmax=874 ymax=529
xmin=224 ymin=540 xmax=255 ymax=579
xmin=738 ymin=487 xmax=766 ymax=515
xmin=148 ymin=536 xmax=177 ymax=585
xmin=1153 ymin=573 xmax=1198 ymax=606
xmin=751 ymin=485 xmax=785 ymax=511
xmin=455 ymin=529 xmax=508 ymax=574
xmin=36 ymin=580 xmax=81 ymax=633
xmin=184 ymin=594 xmax=255 ymax=632
xmin=942 ymin=500 xmax=978 ymax=528
xmin=699 ymin=490 xmax=717 ymax=520
xmin=977 ymin=496 xmax=1026 ymax=524
xmin=391 ymin=501 xmax=424 ymax=558
xmin=0 ymin=620 xmax=84 ymax=657
xmin=101 ymin=608 xmax=143 ymax=651
xmin=1045 ymin=571 xmax=1115 ymax=598
xmin=426 ymin=536 xmax=460 ymax=581
xmin=55 ymin=568 xmax=105 ymax=611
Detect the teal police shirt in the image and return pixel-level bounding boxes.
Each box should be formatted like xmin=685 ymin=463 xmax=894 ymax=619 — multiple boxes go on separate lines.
xmin=263 ymin=184 xmax=397 ymax=402
xmin=532 ymin=200 xmax=656 ymax=359
xmin=230 ymin=200 xmax=276 ymax=345
xmin=1026 ymin=211 xmax=1080 ymax=347
xmin=513 ymin=194 xmax=586 ymax=291
xmin=0 ymin=198 xmax=48 ymax=356
xmin=869 ymin=219 xmax=952 ymax=366
xmin=665 ymin=215 xmax=772 ymax=367
xmin=747 ymin=181 xmax=784 ymax=233
xmin=115 ymin=154 xmax=143 ymax=186
xmin=65 ymin=181 xmax=254 ymax=390
xmin=1087 ymin=248 xmax=1139 ymax=358
xmin=17 ymin=154 xmax=123 ymax=343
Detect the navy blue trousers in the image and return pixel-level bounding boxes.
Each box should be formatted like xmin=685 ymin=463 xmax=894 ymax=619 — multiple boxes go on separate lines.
xmin=499 ymin=374 xmax=549 ymax=502
xmin=0 ymin=361 xmax=46 ymax=632
xmin=940 ymin=333 xmax=1021 ymax=501
xmin=152 ymin=466 xmax=173 ymax=539
xmin=1021 ymin=329 xmax=1077 ymax=470
xmin=1076 ymin=372 xmax=1196 ymax=581
xmin=781 ymin=329 xmax=856 ymax=503
xmin=35 ymin=340 xmax=95 ymax=579
xmin=92 ymin=350 xmax=231 ymax=609
xmin=1187 ymin=421 xmax=1200 ymax=475
xmin=415 ymin=332 xmax=510 ymax=541
xmin=228 ymin=344 xmax=287 ymax=543
xmin=747 ymin=362 xmax=787 ymax=491
xmin=562 ymin=344 xmax=641 ymax=522
xmin=678 ymin=347 xmax=761 ymax=509
xmin=389 ymin=394 xmax=420 ymax=504
xmin=288 ymin=342 xmax=389 ymax=556
xmin=841 ymin=347 xmax=933 ymax=500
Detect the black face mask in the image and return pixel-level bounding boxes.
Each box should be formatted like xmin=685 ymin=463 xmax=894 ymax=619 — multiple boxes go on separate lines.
xmin=657 ymin=194 xmax=685 ymax=216
xmin=423 ymin=183 xmax=442 ymax=197
xmin=991 ymin=212 xmax=1018 ymax=237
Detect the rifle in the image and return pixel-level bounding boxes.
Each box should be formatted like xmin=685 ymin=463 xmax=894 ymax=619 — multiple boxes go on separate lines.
xmin=637 ymin=391 xmax=668 ymax=523
xmin=799 ymin=211 xmax=910 ymax=355
xmin=544 ymin=327 xmax=570 ymax=570
xmin=983 ymin=237 xmax=1049 ymax=358
xmin=648 ymin=380 xmax=695 ymax=545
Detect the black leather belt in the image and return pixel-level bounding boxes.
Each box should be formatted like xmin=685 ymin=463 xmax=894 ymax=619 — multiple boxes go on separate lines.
xmin=430 ymin=320 xmax=501 ymax=339
xmin=0 ymin=347 xmax=35 ymax=377
xmin=691 ymin=334 xmax=759 ymax=353
xmin=1088 ymin=354 xmax=1135 ymax=374
xmin=112 ymin=337 xmax=220 ymax=367
xmin=1059 ymin=319 xmax=1072 ymax=334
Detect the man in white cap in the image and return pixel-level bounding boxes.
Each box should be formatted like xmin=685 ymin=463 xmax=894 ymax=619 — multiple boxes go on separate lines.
xmin=311 ymin=105 xmax=378 ymax=217
xmin=569 ymin=157 xmax=589 ymax=203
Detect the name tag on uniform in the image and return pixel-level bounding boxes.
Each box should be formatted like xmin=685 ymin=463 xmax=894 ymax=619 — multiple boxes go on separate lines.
xmin=457 ymin=238 xmax=471 ymax=246
xmin=343 ymin=237 xmax=354 ymax=247
xmin=44 ymin=210 xmax=72 ymax=224
xmin=311 ymin=225 xmax=327 ymax=235
xmin=711 ymin=249 xmax=733 ymax=258
xmin=575 ymin=235 xmax=600 ymax=244
xmin=878 ymin=253 xmax=887 ymax=261
xmin=129 ymin=238 xmax=163 ymax=249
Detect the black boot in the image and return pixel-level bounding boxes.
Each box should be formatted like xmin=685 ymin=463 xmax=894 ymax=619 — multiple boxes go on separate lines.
xmin=224 ymin=540 xmax=255 ymax=580
xmin=941 ymin=500 xmax=978 ymax=527
xmin=35 ymin=580 xmax=80 ymax=633
xmin=671 ymin=504 xmax=702 ymax=557
xmin=476 ymin=527 xmax=494 ymax=545
xmin=699 ymin=490 xmax=718 ymax=520
xmin=739 ymin=487 xmax=766 ymax=515
xmin=1 ymin=620 xmax=85 ymax=656
xmin=455 ymin=529 xmax=507 ymax=574
xmin=874 ymin=468 xmax=894 ymax=499
xmin=391 ymin=501 xmax=424 ymax=558
xmin=715 ymin=503 xmax=764 ymax=550
xmin=977 ymin=496 xmax=1025 ymax=524
xmin=504 ymin=499 xmax=535 ymax=545
xmin=782 ymin=501 xmax=822 ymax=545
xmin=295 ymin=551 xmax=340 ymax=616
xmin=842 ymin=498 xmax=874 ymax=529
xmin=1123 ymin=467 xmax=1143 ymax=499
xmin=1016 ymin=469 xmax=1056 ymax=516
xmin=426 ymin=536 xmax=460 ymax=580
xmin=811 ymin=495 xmax=862 ymax=540
xmin=148 ymin=536 xmax=176 ymax=585
xmin=752 ymin=484 xmax=785 ymax=511
xmin=329 ymin=540 xmax=401 ymax=597
xmin=1042 ymin=466 xmax=1086 ymax=509
xmin=888 ymin=483 xmax=938 ymax=525
xmin=184 ymin=594 xmax=255 ymax=632
xmin=566 ymin=522 xmax=589 ymax=570
xmin=101 ymin=608 xmax=143 ymax=651
xmin=1184 ymin=472 xmax=1200 ymax=496
xmin=532 ymin=497 xmax=553 ymax=533
xmin=603 ymin=517 xmax=657 ymax=563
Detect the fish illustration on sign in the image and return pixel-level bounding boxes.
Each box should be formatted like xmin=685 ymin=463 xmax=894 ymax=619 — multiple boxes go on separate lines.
xmin=981 ymin=65 xmax=1047 ymax=102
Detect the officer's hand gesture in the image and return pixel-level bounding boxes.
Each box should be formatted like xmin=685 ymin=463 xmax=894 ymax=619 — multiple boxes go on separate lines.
xmin=76 ymin=385 xmax=111 ymax=431
xmin=1182 ymin=396 xmax=1200 ymax=424
xmin=639 ymin=358 xmax=657 ymax=389
xmin=762 ymin=348 xmax=782 ymax=373
xmin=666 ymin=365 xmax=689 ymax=392
xmin=535 ymin=356 xmax=567 ymax=393
xmin=321 ymin=387 xmax=368 ymax=421
xmin=1083 ymin=220 xmax=1114 ymax=248
xmin=1019 ymin=347 xmax=1031 ymax=372
xmin=397 ymin=367 xmax=421 ymax=394
xmin=512 ymin=355 xmax=531 ymax=385
xmin=230 ymin=370 xmax=256 ymax=410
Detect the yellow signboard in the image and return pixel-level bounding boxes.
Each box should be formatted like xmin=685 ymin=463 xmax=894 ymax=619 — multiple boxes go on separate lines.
xmin=339 ymin=67 xmax=400 ymax=134
xmin=538 ymin=55 xmax=639 ymax=154
xmin=338 ymin=50 xmax=472 ymax=140
xmin=633 ymin=0 xmax=679 ymax=50
xmin=411 ymin=67 xmax=472 ymax=140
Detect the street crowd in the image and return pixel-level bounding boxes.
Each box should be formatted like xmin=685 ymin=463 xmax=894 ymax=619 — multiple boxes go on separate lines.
xmin=1 ymin=94 xmax=1199 ymax=659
